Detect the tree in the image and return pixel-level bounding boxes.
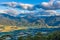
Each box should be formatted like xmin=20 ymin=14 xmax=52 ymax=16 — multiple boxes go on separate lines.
xmin=33 ymin=32 xmax=47 ymax=40
xmin=0 ymin=38 xmax=3 ymax=40
xmin=47 ymin=31 xmax=60 ymax=40
xmin=1 ymin=35 xmax=13 ymax=40
xmin=25 ymin=34 xmax=33 ymax=40
xmin=18 ymin=36 xmax=24 ymax=40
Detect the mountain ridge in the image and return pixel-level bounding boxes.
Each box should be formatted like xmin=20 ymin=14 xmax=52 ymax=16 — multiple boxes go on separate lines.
xmin=0 ymin=13 xmax=60 ymax=27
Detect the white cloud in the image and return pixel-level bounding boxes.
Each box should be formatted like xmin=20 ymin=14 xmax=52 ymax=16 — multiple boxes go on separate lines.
xmin=41 ymin=0 xmax=60 ymax=10
xmin=41 ymin=0 xmax=55 ymax=7
xmin=0 ymin=2 xmax=17 ymax=7
xmin=0 ymin=1 xmax=59 ymax=16
xmin=41 ymin=2 xmax=49 ymax=7
xmin=45 ymin=10 xmax=56 ymax=15
xmin=19 ymin=3 xmax=33 ymax=9
xmin=0 ymin=2 xmax=34 ymax=10
xmin=0 ymin=10 xmax=7 ymax=13
xmin=0 ymin=9 xmax=20 ymax=16
xmin=0 ymin=9 xmax=35 ymax=16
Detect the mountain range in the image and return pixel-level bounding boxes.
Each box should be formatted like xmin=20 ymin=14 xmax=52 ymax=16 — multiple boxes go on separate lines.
xmin=0 ymin=2 xmax=60 ymax=28
xmin=0 ymin=13 xmax=60 ymax=27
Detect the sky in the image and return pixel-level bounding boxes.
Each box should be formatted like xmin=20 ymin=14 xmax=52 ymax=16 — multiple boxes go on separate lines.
xmin=0 ymin=0 xmax=60 ymax=16
xmin=0 ymin=0 xmax=49 ymax=4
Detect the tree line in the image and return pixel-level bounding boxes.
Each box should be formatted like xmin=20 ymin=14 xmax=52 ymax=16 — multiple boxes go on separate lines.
xmin=0 ymin=31 xmax=60 ymax=40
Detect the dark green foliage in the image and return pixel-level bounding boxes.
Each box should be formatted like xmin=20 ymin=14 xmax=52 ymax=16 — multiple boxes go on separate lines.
xmin=18 ymin=36 xmax=24 ymax=40
xmin=25 ymin=34 xmax=33 ymax=40
xmin=33 ymin=32 xmax=47 ymax=40
xmin=0 ymin=35 xmax=13 ymax=40
xmin=0 ymin=31 xmax=60 ymax=40
xmin=0 ymin=38 xmax=3 ymax=40
xmin=47 ymin=31 xmax=60 ymax=40
xmin=18 ymin=31 xmax=60 ymax=40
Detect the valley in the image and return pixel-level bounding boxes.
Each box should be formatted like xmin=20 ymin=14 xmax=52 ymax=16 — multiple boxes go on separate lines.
xmin=0 ymin=24 xmax=59 ymax=32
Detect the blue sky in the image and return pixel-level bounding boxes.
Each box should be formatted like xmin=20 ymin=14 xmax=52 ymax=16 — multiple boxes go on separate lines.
xmin=0 ymin=0 xmax=49 ymax=4
xmin=0 ymin=0 xmax=60 ymax=16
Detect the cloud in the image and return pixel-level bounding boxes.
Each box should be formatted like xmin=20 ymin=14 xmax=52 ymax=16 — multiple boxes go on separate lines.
xmin=0 ymin=9 xmax=36 ymax=16
xmin=40 ymin=0 xmax=60 ymax=10
xmin=19 ymin=3 xmax=33 ymax=9
xmin=1 ymin=0 xmax=60 ymax=10
xmin=0 ymin=2 xmax=33 ymax=10
xmin=0 ymin=9 xmax=57 ymax=16
xmin=40 ymin=10 xmax=56 ymax=15
xmin=0 ymin=9 xmax=20 ymax=16
xmin=0 ymin=1 xmax=60 ymax=16
xmin=45 ymin=10 xmax=56 ymax=14
xmin=0 ymin=2 xmax=17 ymax=7
xmin=0 ymin=10 xmax=7 ymax=13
